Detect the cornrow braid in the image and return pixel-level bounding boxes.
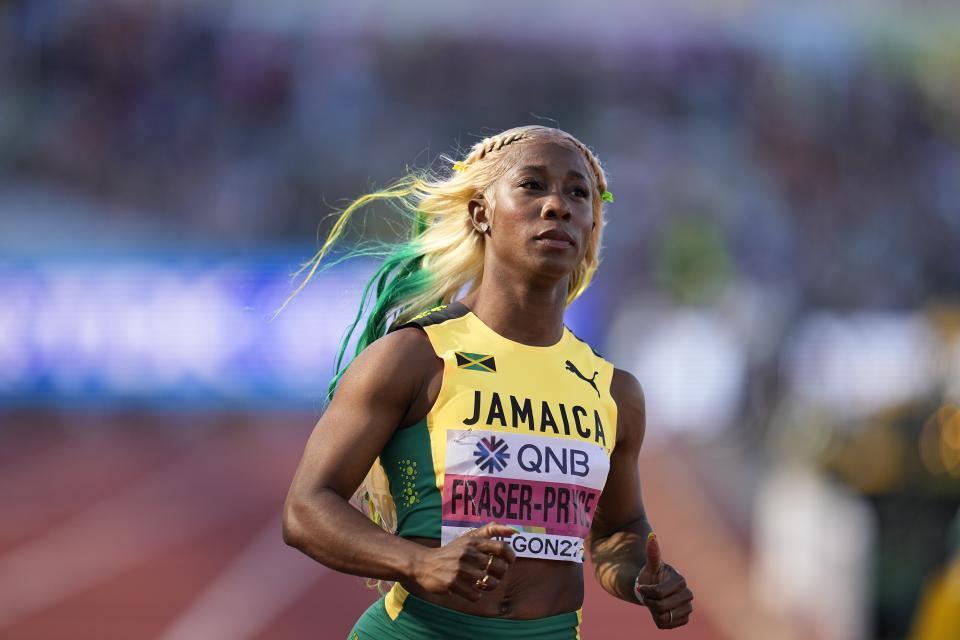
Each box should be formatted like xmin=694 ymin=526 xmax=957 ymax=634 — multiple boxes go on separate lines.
xmin=455 ymin=127 xmax=608 ymax=199
xmin=566 ymin=137 xmax=608 ymax=195
xmin=464 ymin=130 xmax=529 ymax=164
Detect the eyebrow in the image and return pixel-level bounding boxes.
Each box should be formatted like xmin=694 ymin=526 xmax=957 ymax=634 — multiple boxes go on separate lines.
xmin=515 ymin=165 xmax=589 ymax=182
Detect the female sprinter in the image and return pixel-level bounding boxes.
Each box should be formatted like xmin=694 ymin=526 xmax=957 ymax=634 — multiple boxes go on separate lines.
xmin=282 ymin=125 xmax=694 ymax=638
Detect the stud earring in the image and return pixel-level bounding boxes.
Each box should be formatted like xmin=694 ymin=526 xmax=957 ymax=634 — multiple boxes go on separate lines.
xmin=477 ymin=222 xmax=489 ymax=234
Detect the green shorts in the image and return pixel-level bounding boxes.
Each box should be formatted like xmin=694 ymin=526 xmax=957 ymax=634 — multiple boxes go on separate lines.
xmin=348 ymin=583 xmax=582 ymax=640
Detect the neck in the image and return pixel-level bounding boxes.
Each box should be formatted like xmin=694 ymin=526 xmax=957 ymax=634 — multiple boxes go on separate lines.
xmin=460 ymin=267 xmax=569 ymax=347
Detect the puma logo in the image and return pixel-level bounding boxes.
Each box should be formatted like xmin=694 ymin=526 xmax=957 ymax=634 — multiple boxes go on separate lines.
xmin=565 ymin=360 xmax=600 ymax=398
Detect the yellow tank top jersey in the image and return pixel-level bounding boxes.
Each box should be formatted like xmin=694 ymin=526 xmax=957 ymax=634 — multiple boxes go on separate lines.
xmin=380 ymin=301 xmax=618 ymax=563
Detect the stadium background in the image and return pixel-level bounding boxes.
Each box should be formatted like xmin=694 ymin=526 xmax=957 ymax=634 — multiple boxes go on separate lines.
xmin=1 ymin=1 xmax=959 ymax=638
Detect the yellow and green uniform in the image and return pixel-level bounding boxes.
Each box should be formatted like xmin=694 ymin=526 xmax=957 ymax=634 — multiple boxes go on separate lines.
xmin=350 ymin=302 xmax=618 ymax=639
xmin=351 ymin=582 xmax=583 ymax=640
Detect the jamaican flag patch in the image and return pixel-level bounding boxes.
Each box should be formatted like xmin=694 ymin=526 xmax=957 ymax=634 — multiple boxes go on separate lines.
xmin=455 ymin=352 xmax=497 ymax=373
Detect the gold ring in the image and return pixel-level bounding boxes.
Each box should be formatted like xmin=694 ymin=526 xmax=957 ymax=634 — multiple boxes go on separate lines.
xmin=484 ymin=554 xmax=494 ymax=572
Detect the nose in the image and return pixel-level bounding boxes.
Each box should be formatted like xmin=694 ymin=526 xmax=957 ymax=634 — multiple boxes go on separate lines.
xmin=540 ymin=193 xmax=572 ymax=221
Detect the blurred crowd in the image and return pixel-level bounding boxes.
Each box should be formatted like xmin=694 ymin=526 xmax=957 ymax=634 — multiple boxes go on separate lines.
xmin=1 ymin=1 xmax=959 ymax=638
xmin=1 ymin=1 xmax=958 ymax=309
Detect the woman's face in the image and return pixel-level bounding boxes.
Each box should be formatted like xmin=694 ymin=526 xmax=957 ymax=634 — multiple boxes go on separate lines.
xmin=475 ymin=140 xmax=596 ymax=285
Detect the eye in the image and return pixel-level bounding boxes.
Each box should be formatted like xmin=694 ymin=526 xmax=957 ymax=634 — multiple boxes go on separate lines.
xmin=571 ymin=186 xmax=589 ymax=198
xmin=519 ymin=179 xmax=542 ymax=190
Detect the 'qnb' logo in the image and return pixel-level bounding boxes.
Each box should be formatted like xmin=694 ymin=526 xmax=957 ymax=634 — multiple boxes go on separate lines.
xmin=473 ymin=436 xmax=510 ymax=473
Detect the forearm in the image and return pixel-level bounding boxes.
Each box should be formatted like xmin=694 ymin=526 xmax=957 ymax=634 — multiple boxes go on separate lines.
xmin=588 ymin=516 xmax=653 ymax=603
xmin=283 ymin=488 xmax=425 ymax=582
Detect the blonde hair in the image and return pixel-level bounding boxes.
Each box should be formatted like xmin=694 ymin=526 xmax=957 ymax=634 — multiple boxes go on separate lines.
xmin=278 ymin=125 xmax=610 ymax=330
xmin=279 ymin=125 xmax=611 ymax=552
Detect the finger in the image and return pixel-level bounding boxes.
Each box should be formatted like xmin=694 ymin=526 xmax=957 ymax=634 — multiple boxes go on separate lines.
xmin=659 ymin=587 xmax=693 ymax=611
xmin=457 ymin=565 xmax=486 ymax=582
xmin=645 ymin=531 xmax=662 ymax=577
xmin=468 ymin=573 xmax=501 ymax=592
xmin=650 ymin=586 xmax=693 ymax=613
xmin=637 ymin=584 xmax=667 ymax=603
xmin=463 ymin=545 xmax=491 ymax=567
xmin=640 ymin=568 xmax=687 ymax=601
xmin=483 ymin=555 xmax=510 ymax=579
xmin=656 ymin=603 xmax=693 ymax=629
xmin=638 ymin=582 xmax=679 ymax=603
xmin=452 ymin=567 xmax=491 ymax=600
xmin=471 ymin=521 xmax=518 ymax=540
xmin=456 ymin=566 xmax=501 ymax=593
xmin=448 ymin=580 xmax=483 ymax=602
xmin=471 ymin=538 xmax=517 ymax=563
xmin=467 ymin=547 xmax=510 ymax=577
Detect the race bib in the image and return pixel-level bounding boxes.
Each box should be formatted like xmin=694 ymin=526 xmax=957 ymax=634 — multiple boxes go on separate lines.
xmin=440 ymin=429 xmax=609 ymax=562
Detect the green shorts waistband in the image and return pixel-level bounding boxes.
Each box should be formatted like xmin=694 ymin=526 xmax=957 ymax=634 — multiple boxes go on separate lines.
xmin=384 ymin=583 xmax=581 ymax=639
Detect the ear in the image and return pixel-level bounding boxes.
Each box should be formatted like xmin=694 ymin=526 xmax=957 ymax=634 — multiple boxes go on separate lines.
xmin=468 ymin=194 xmax=490 ymax=233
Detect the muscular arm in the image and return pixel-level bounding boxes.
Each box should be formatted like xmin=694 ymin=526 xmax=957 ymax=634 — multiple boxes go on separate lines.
xmin=281 ymin=328 xmax=437 ymax=582
xmin=587 ymin=368 xmax=694 ymax=629
xmin=282 ymin=328 xmax=516 ymax=601
xmin=586 ymin=368 xmax=653 ymax=602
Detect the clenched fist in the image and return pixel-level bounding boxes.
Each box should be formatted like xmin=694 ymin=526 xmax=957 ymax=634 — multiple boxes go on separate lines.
xmin=413 ymin=522 xmax=517 ymax=602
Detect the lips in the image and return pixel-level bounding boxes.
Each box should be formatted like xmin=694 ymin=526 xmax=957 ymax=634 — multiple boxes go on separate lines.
xmin=534 ymin=228 xmax=575 ymax=248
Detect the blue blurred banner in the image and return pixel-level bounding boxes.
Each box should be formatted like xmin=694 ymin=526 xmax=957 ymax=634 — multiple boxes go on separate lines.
xmin=0 ymin=256 xmax=602 ymax=408
xmin=0 ymin=255 xmax=368 ymax=408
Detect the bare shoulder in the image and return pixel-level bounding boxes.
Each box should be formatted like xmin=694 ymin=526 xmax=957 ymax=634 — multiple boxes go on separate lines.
xmin=609 ymin=368 xmax=646 ymax=449
xmin=288 ymin=327 xmax=442 ymax=501
xmin=336 ymin=326 xmax=440 ymax=396
xmin=610 ymin=368 xmax=645 ymax=412
xmin=360 ymin=325 xmax=438 ymax=367
xmin=328 ymin=326 xmax=443 ymax=429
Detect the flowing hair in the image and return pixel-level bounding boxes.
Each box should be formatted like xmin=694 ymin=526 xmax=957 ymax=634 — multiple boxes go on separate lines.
xmin=277 ymin=125 xmax=610 ymax=540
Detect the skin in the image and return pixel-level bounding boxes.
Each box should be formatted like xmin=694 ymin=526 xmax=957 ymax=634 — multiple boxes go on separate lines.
xmin=282 ymin=138 xmax=694 ymax=627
